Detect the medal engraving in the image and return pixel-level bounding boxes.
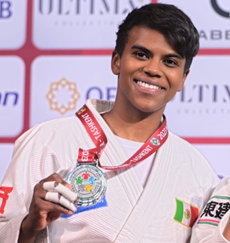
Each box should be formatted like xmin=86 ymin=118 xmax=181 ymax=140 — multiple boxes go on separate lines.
xmin=66 ymin=163 xmax=107 ymax=207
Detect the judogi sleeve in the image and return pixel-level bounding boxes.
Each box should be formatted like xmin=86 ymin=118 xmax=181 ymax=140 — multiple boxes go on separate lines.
xmin=0 ymin=124 xmax=59 ymax=243
xmin=191 ymin=175 xmax=230 ymax=243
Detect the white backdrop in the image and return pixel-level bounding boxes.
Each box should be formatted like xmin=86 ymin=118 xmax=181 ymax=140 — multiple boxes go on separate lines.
xmin=0 ymin=0 xmax=230 ymax=183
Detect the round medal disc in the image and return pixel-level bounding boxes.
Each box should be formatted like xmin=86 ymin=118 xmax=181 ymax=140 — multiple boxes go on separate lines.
xmin=66 ymin=164 xmax=107 ymax=207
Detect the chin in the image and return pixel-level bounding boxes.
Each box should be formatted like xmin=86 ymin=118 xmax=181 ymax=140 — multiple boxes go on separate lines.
xmin=134 ymin=102 xmax=166 ymax=115
xmin=136 ymin=106 xmax=161 ymax=114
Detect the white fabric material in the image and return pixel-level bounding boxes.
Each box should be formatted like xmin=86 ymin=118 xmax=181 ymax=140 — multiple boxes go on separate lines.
xmin=191 ymin=175 xmax=230 ymax=242
xmin=115 ymin=135 xmax=155 ymax=187
xmin=0 ymin=99 xmax=219 ymax=243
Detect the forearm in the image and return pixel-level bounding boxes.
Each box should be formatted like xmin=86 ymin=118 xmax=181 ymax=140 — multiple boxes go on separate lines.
xmin=223 ymin=217 xmax=230 ymax=241
xmin=18 ymin=216 xmax=40 ymax=243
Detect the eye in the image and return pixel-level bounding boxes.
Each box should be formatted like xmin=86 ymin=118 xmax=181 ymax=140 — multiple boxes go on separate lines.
xmin=164 ymin=59 xmax=178 ymax=67
xmin=133 ymin=51 xmax=148 ymax=60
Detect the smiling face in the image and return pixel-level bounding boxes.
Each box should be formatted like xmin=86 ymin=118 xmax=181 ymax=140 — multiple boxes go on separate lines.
xmin=112 ymin=26 xmax=189 ymax=116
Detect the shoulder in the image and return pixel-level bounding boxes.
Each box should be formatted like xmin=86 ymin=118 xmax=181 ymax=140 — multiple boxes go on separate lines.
xmin=15 ymin=116 xmax=82 ymax=147
xmin=167 ymin=132 xmax=219 ymax=185
xmin=213 ymin=175 xmax=230 ymax=193
xmin=167 ymin=132 xmax=206 ymax=160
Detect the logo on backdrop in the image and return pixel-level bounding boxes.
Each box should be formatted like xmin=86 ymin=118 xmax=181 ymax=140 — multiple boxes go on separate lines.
xmin=39 ymin=0 xmax=138 ymax=15
xmin=171 ymin=84 xmax=230 ymax=115
xmin=211 ymin=0 xmax=230 ymax=18
xmin=196 ymin=1 xmax=230 ymax=43
xmin=37 ymin=0 xmax=149 ymax=27
xmin=46 ymin=78 xmax=81 ymax=115
xmin=0 ymin=1 xmax=12 ymax=18
xmin=34 ymin=0 xmax=151 ymax=48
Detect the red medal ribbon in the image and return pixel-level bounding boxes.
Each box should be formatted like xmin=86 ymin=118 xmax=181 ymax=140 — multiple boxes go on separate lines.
xmin=76 ymin=105 xmax=168 ymax=170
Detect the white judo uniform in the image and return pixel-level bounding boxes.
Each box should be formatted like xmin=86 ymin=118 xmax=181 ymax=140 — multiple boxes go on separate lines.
xmin=0 ymin=99 xmax=220 ymax=243
xmin=191 ymin=175 xmax=230 ymax=243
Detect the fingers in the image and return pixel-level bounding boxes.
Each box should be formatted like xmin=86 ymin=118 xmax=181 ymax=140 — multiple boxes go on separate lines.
xmin=43 ymin=181 xmax=78 ymax=202
xmin=45 ymin=191 xmax=77 ymax=212
xmin=25 ymin=173 xmax=77 ymax=232
xmin=35 ymin=173 xmax=78 ymax=212
xmin=42 ymin=179 xmax=78 ymax=212
xmin=55 ymin=183 xmax=77 ymax=202
xmin=45 ymin=191 xmax=59 ymax=203
xmin=36 ymin=196 xmax=73 ymax=216
xmin=43 ymin=181 xmax=57 ymax=191
xmin=59 ymin=196 xmax=77 ymax=212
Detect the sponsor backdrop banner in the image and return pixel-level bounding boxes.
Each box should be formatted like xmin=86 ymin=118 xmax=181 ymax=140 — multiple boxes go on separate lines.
xmin=165 ymin=55 xmax=230 ymax=138
xmin=161 ymin=0 xmax=230 ymax=49
xmin=0 ymin=57 xmax=25 ymax=137
xmin=30 ymin=56 xmax=117 ymax=126
xmin=0 ymin=0 xmax=27 ymax=49
xmin=0 ymin=0 xmax=230 ymax=183
xmin=33 ymin=0 xmax=152 ymax=49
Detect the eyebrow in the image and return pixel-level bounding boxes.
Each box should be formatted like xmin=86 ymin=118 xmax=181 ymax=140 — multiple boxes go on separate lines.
xmin=165 ymin=54 xmax=183 ymax=59
xmin=131 ymin=45 xmax=151 ymax=54
xmin=131 ymin=44 xmax=183 ymax=59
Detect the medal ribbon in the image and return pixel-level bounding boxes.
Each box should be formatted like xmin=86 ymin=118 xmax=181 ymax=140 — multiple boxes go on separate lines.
xmin=76 ymin=105 xmax=168 ymax=170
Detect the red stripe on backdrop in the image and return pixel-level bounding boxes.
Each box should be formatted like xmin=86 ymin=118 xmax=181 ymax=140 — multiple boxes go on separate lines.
xmin=182 ymin=137 xmax=230 ymax=144
xmin=189 ymin=206 xmax=199 ymax=227
xmin=0 ymin=0 xmax=230 ymax=144
xmin=199 ymin=49 xmax=230 ymax=55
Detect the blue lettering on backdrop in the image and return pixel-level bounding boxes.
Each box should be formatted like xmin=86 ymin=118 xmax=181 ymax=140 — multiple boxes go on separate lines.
xmin=0 ymin=92 xmax=19 ymax=106
xmin=0 ymin=1 xmax=12 ymax=18
xmin=86 ymin=87 xmax=117 ymax=100
xmin=106 ymin=87 xmax=116 ymax=100
xmin=86 ymin=87 xmax=103 ymax=99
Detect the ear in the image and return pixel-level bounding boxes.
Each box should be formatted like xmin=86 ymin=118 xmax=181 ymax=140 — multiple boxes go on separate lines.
xmin=177 ymin=69 xmax=189 ymax=92
xmin=111 ymin=50 xmax=121 ymax=75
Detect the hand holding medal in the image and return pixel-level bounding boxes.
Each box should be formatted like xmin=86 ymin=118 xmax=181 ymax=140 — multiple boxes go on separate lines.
xmin=20 ymin=173 xmax=78 ymax=240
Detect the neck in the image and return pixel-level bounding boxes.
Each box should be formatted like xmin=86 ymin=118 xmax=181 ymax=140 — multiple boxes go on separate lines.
xmin=102 ymin=102 xmax=164 ymax=143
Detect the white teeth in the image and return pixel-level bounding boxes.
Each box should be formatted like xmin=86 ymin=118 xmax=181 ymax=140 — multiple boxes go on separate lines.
xmin=137 ymin=81 xmax=161 ymax=90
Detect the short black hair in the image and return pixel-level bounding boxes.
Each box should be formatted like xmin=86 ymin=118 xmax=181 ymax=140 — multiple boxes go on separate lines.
xmin=115 ymin=3 xmax=199 ymax=72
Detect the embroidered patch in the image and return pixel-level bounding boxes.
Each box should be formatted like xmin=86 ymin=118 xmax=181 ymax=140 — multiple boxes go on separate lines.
xmin=61 ymin=195 xmax=108 ymax=218
xmin=0 ymin=186 xmax=13 ymax=215
xmin=174 ymin=198 xmax=199 ymax=228
xmin=197 ymin=196 xmax=230 ymax=226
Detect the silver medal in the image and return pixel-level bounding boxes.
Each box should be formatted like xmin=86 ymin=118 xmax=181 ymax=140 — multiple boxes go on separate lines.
xmin=66 ymin=161 xmax=107 ymax=207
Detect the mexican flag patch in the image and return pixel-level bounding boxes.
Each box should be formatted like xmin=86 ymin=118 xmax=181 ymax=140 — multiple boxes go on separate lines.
xmin=174 ymin=198 xmax=199 ymax=227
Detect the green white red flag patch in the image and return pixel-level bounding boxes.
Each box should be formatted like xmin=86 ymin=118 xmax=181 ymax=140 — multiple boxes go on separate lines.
xmin=174 ymin=198 xmax=199 ymax=228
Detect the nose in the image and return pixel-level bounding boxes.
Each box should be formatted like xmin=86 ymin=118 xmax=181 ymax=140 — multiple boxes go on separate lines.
xmin=143 ymin=58 xmax=162 ymax=78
